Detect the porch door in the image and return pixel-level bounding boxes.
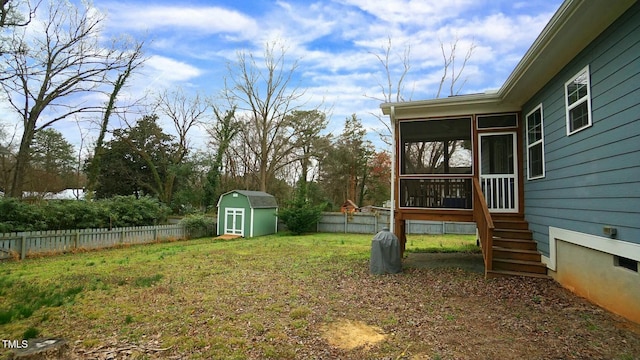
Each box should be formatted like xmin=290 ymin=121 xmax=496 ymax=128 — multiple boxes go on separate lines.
xmin=479 ymin=132 xmax=518 ymax=213
xmin=224 ymin=208 xmax=244 ymax=236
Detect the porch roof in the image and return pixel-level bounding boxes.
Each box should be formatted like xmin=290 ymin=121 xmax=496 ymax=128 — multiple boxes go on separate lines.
xmin=381 ymin=0 xmax=636 ymax=119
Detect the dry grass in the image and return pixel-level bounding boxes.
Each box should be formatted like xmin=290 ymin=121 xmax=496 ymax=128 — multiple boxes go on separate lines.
xmin=405 ymin=233 xmax=479 ymax=253
xmin=0 ymin=233 xmax=639 ymax=360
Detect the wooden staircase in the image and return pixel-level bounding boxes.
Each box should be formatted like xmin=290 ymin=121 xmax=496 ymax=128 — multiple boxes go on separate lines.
xmin=486 ymin=215 xmax=549 ymax=279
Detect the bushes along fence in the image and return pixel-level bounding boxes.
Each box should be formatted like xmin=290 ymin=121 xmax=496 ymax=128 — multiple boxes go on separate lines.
xmin=0 ymin=223 xmax=216 ymax=260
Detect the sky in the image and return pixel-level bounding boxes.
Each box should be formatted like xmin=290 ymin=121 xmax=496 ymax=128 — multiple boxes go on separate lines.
xmin=4 ymin=0 xmax=564 ymax=152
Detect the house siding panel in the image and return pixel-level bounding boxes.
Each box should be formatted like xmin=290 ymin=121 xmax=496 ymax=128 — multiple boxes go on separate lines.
xmin=523 ymin=2 xmax=640 ymax=256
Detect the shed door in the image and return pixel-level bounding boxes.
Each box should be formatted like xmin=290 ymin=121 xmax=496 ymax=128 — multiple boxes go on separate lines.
xmin=224 ymin=208 xmax=244 ymax=236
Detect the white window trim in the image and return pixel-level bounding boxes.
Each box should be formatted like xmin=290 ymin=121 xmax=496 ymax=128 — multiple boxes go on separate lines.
xmin=526 ymin=104 xmax=545 ymax=180
xmin=250 ymin=208 xmax=254 ymax=238
xmin=224 ymin=208 xmax=244 ymax=236
xmin=564 ymin=65 xmax=592 ymax=136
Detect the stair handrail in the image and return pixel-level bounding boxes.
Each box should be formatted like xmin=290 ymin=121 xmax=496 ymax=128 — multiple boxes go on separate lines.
xmin=472 ymin=178 xmax=495 ymax=276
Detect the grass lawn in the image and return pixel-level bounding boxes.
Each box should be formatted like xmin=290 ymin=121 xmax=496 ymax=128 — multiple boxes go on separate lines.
xmin=1 ymin=233 xmax=639 ymax=359
xmin=405 ymin=233 xmax=479 ymax=253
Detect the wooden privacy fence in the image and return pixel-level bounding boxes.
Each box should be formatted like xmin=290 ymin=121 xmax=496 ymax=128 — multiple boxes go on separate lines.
xmin=317 ymin=212 xmax=476 ymax=235
xmin=0 ymin=224 xmax=193 ymax=260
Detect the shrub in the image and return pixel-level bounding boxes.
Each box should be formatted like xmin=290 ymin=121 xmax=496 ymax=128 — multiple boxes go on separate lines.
xmin=101 ymin=196 xmax=170 ymax=228
xmin=41 ymin=200 xmax=103 ymax=230
xmin=278 ymin=199 xmax=325 ymax=235
xmin=0 ymin=196 xmax=170 ymax=232
xmin=180 ymin=214 xmax=216 ymax=239
xmin=0 ymin=198 xmax=46 ymax=232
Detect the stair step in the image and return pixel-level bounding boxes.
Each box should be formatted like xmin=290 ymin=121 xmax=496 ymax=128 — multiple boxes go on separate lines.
xmin=493 ymin=238 xmax=538 ymax=250
xmin=492 ymin=247 xmax=541 ymax=262
xmin=492 ymin=220 xmax=529 ymax=230
xmin=478 ymin=216 xmax=548 ymax=279
xmin=492 ymin=258 xmax=547 ymax=274
xmin=493 ymin=228 xmax=533 ymax=240
xmin=486 ymin=269 xmax=551 ymax=279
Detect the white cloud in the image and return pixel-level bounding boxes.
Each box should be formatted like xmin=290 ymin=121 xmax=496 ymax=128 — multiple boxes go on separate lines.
xmin=143 ymin=55 xmax=203 ymax=84
xmin=103 ymin=56 xmax=206 ymax=115
xmin=336 ymin=0 xmax=475 ymax=25
xmin=103 ymin=3 xmax=259 ymax=37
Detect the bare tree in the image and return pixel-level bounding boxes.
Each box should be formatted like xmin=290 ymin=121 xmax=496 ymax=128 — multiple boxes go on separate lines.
xmin=223 ymin=41 xmax=307 ymax=193
xmin=368 ymin=36 xmax=475 ymax=146
xmin=153 ymin=87 xmax=211 ymax=163
xmin=1 ymin=0 xmax=38 ymax=56
xmin=85 ymin=40 xmax=146 ymax=196
xmin=436 ymin=37 xmax=476 ymax=98
xmin=0 ymin=1 xmax=145 ymax=197
xmin=366 ymin=37 xmax=413 ymax=146
xmin=1 ymin=0 xmax=32 ymax=27
xmin=370 ymin=36 xmax=413 ymax=104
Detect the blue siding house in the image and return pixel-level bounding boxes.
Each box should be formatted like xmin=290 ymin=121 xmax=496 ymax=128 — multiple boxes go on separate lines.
xmin=381 ymin=0 xmax=640 ymax=323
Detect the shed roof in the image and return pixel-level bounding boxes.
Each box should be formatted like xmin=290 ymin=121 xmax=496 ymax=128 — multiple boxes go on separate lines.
xmin=218 ymin=190 xmax=278 ymax=209
xmin=341 ymin=199 xmax=358 ymax=209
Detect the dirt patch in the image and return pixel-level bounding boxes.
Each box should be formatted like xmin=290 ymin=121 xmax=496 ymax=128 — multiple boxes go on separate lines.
xmin=213 ymin=234 xmax=242 ymax=240
xmin=403 ymin=252 xmax=485 ymax=273
xmin=322 ymin=319 xmax=386 ymax=350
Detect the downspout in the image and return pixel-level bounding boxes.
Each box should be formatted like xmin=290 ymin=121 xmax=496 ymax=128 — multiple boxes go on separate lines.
xmin=389 ymin=105 xmax=396 ymax=233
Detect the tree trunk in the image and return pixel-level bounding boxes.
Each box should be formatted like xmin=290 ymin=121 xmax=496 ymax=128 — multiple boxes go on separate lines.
xmin=8 ymin=120 xmax=35 ymax=198
xmin=86 ymin=71 xmax=130 ymax=196
xmin=259 ymin=168 xmax=267 ymax=192
xmin=259 ymin=133 xmax=268 ymax=192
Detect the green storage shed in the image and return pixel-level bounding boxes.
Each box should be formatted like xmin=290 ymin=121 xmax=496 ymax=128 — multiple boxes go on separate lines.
xmin=216 ymin=190 xmax=278 ymax=237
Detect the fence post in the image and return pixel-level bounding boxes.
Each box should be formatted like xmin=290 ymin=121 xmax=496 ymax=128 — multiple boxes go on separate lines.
xmin=20 ymin=235 xmax=26 ymax=260
xmin=154 ymin=228 xmax=158 ymax=242
xmin=374 ymin=213 xmax=378 ymax=233
xmin=74 ymin=232 xmax=79 ymax=250
xmin=344 ymin=212 xmax=347 ymax=233
xmin=120 ymin=229 xmax=125 ymax=244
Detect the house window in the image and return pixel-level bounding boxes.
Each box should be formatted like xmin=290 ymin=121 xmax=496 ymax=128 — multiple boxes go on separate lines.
xmin=565 ymin=65 xmax=592 ymax=135
xmin=477 ymin=113 xmax=517 ymax=129
xmin=400 ymin=118 xmax=472 ymax=175
xmin=615 ymin=255 xmax=638 ymax=273
xmin=526 ymin=105 xmax=545 ymax=179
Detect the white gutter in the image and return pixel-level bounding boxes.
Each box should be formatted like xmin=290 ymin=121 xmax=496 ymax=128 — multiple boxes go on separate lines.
xmin=389 ymin=105 xmax=396 ymax=233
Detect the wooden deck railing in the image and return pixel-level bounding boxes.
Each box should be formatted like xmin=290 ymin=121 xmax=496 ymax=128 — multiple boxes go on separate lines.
xmin=473 ymin=177 xmax=495 ymax=275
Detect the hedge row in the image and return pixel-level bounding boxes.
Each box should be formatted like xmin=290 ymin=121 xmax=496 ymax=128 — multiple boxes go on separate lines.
xmin=0 ymin=196 xmax=170 ymax=233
